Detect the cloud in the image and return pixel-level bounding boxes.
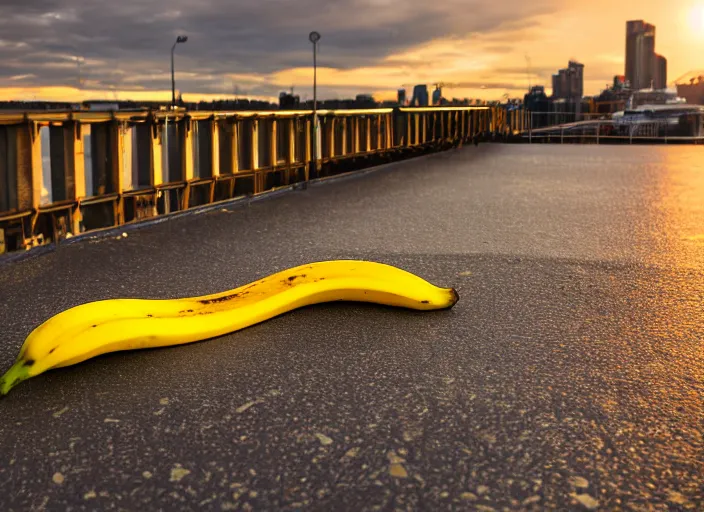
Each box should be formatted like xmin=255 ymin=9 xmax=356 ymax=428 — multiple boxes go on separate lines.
xmin=0 ymin=0 xmax=561 ymax=99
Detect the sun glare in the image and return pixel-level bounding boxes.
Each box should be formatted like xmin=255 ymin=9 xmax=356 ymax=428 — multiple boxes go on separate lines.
xmin=690 ymin=4 xmax=704 ymax=35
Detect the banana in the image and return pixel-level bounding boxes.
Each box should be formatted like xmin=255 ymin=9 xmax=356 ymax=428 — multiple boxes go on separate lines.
xmin=0 ymin=260 xmax=458 ymax=396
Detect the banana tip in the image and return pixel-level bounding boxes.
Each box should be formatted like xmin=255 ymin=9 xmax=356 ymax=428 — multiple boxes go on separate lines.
xmin=0 ymin=361 xmax=31 ymax=396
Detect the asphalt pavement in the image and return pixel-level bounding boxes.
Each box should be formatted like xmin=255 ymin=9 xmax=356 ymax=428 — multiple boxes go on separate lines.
xmin=0 ymin=144 xmax=702 ymax=511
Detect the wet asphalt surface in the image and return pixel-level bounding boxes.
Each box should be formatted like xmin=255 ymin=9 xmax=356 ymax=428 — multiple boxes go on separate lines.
xmin=0 ymin=144 xmax=703 ymax=511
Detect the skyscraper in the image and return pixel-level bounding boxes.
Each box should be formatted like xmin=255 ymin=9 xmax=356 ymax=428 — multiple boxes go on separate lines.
xmin=568 ymin=60 xmax=584 ymax=98
xmin=432 ymin=86 xmax=442 ymax=106
xmin=625 ymin=20 xmax=656 ymax=90
xmin=654 ymin=54 xmax=667 ymax=89
xmin=397 ymin=89 xmax=406 ymax=106
xmin=552 ymin=74 xmax=560 ymax=98
xmin=411 ymin=85 xmax=429 ymax=107
xmin=551 ymin=60 xmax=584 ymax=99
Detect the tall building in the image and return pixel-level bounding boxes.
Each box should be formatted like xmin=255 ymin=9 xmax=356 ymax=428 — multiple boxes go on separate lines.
xmin=552 ymin=74 xmax=560 ymax=98
xmin=279 ymin=91 xmax=300 ymax=109
xmin=568 ymin=61 xmax=584 ymax=98
xmin=524 ymin=86 xmax=550 ymax=127
xmin=355 ymin=94 xmax=376 ymax=108
xmin=397 ymin=89 xmax=406 ymax=106
xmin=411 ymin=85 xmax=429 ymax=107
xmin=625 ymin=20 xmax=656 ymax=90
xmin=654 ymin=54 xmax=667 ymax=89
xmin=551 ymin=60 xmax=584 ymax=99
xmin=432 ymin=86 xmax=442 ymax=106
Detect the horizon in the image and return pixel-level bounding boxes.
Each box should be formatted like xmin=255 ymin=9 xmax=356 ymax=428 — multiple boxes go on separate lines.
xmin=0 ymin=1 xmax=701 ymax=104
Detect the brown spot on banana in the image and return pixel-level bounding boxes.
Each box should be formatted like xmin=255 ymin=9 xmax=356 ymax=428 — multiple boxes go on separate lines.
xmin=198 ymin=292 xmax=241 ymax=305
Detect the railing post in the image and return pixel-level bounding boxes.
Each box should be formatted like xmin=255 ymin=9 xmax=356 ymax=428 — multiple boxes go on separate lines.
xmin=288 ymin=118 xmax=296 ymax=167
xmin=421 ymin=111 xmax=425 ymax=144
xmin=70 ymin=122 xmax=86 ymax=234
xmin=413 ymin=113 xmax=419 ymax=147
xmin=181 ymin=117 xmax=194 ymax=209
xmin=113 ymin=121 xmax=126 ymax=224
xmin=271 ymin=117 xmax=278 ymax=167
xmin=387 ymin=113 xmax=392 ymax=149
xmin=211 ymin=118 xmax=220 ymax=179
xmin=231 ymin=119 xmax=239 ymax=174
xmin=207 ymin=118 xmax=219 ymax=202
xmin=71 ymin=122 xmax=86 ymax=203
xmin=304 ymin=117 xmax=311 ymax=180
xmin=376 ymin=115 xmax=382 ymax=150
xmin=352 ymin=117 xmax=359 ymax=154
xmin=327 ymin=117 xmax=335 ymax=158
xmin=0 ymin=125 xmax=32 ymax=215
xmin=148 ymin=117 xmax=164 ymax=216
xmin=120 ymin=123 xmax=135 ymax=192
xmin=150 ymin=118 xmax=163 ymax=192
xmin=183 ymin=117 xmax=194 ymax=182
xmin=250 ymin=118 xmax=259 ymax=191
xmin=29 ymin=123 xmax=43 ymax=217
xmin=366 ymin=117 xmax=371 ymax=152
xmin=339 ymin=116 xmax=345 ymax=156
xmin=352 ymin=117 xmax=358 ymax=154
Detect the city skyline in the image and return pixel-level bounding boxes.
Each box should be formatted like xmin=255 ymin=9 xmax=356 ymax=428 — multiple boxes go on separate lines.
xmin=0 ymin=0 xmax=701 ymax=103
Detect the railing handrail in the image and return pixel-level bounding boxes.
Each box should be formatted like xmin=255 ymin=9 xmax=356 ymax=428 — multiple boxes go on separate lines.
xmin=0 ymin=105 xmax=514 ymax=255
xmin=0 ymin=105 xmax=498 ymax=125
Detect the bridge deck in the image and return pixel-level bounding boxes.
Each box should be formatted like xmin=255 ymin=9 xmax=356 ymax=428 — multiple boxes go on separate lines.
xmin=1 ymin=145 xmax=703 ymax=510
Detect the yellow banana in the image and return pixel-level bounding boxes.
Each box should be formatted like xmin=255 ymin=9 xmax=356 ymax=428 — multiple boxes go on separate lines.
xmin=0 ymin=260 xmax=458 ymax=396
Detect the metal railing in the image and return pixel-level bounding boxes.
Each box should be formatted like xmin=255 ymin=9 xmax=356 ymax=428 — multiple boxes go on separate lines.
xmin=521 ymin=111 xmax=704 ymax=145
xmin=0 ymin=105 xmax=516 ymax=255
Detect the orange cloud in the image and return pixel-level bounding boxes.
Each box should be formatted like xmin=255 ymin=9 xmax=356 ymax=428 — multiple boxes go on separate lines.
xmin=0 ymin=1 xmax=699 ymax=103
xmin=0 ymin=86 xmax=273 ymax=103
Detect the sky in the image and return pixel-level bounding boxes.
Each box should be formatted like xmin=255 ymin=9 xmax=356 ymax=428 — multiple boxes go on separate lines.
xmin=0 ymin=0 xmax=702 ymax=103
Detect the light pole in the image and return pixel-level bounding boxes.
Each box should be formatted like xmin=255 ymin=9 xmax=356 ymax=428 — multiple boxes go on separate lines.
xmin=171 ymin=35 xmax=188 ymax=108
xmin=309 ymin=31 xmax=320 ymax=170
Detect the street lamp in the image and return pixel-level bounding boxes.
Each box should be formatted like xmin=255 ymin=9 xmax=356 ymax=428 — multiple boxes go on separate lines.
xmin=309 ymin=31 xmax=320 ymax=170
xmin=171 ymin=35 xmax=188 ymax=108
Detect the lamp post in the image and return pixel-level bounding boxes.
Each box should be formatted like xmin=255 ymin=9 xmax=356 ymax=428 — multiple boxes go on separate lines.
xmin=309 ymin=31 xmax=320 ymax=170
xmin=171 ymin=35 xmax=188 ymax=108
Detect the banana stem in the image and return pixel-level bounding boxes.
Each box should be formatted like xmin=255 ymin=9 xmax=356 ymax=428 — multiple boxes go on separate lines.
xmin=0 ymin=361 xmax=31 ymax=396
